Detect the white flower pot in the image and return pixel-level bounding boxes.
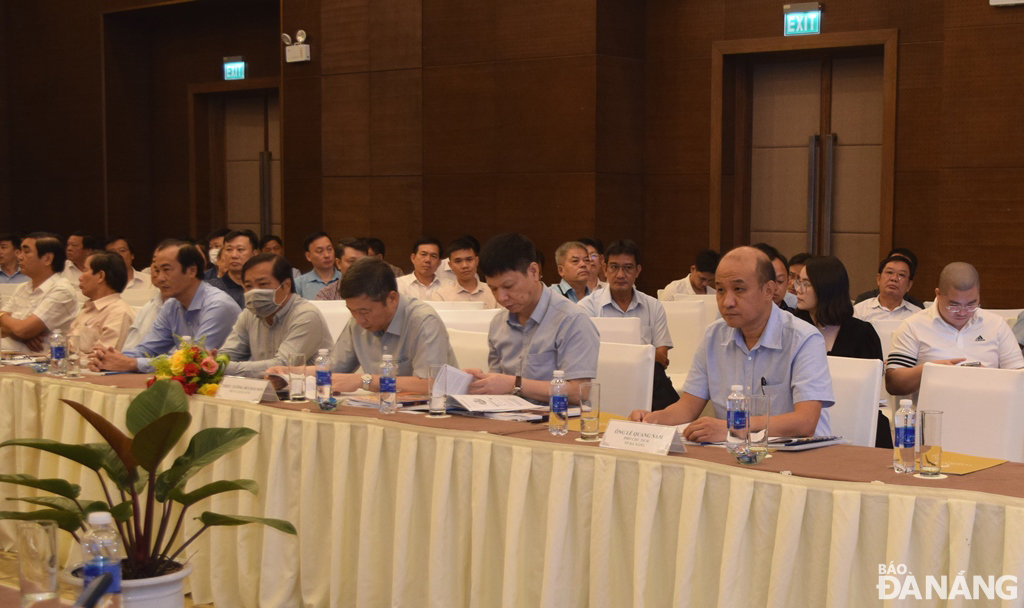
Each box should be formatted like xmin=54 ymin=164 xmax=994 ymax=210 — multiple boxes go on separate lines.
xmin=62 ymin=562 xmax=192 ymax=608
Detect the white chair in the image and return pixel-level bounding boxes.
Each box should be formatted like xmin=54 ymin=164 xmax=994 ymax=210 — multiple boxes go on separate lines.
xmin=984 ymin=308 xmax=1024 ymax=327
xmin=597 ymin=343 xmax=655 ymax=417
xmin=308 ymin=301 xmax=352 ymax=342
xmin=447 ymin=329 xmax=490 ymax=371
xmin=826 ymin=356 xmax=882 ymax=447
xmin=661 ymin=300 xmax=708 ymax=376
xmin=121 ymin=288 xmax=160 ymax=307
xmin=435 ymin=308 xmax=503 ymax=333
xmin=917 ymin=362 xmax=1024 ymax=462
xmin=423 ymin=300 xmax=484 ymax=311
xmin=589 ymin=317 xmax=642 ymax=345
xmin=656 ymin=288 xmax=667 ymax=301
xmin=869 ymin=319 xmax=904 ymax=363
xmin=667 ymin=293 xmax=720 ymax=322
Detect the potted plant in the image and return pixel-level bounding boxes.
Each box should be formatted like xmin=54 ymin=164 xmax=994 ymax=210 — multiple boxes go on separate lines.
xmin=0 ymin=378 xmax=296 ymax=607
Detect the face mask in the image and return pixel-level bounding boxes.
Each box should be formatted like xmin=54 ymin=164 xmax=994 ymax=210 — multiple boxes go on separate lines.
xmin=245 ymin=285 xmax=283 ymax=317
xmin=208 ymin=248 xmax=221 ymax=263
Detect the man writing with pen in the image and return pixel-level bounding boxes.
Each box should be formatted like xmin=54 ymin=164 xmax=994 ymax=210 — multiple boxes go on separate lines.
xmin=629 ymin=246 xmax=834 ymax=441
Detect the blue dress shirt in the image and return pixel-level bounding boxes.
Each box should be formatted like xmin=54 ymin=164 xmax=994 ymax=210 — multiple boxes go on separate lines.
xmin=295 ymin=269 xmax=341 ymax=300
xmin=549 ymin=280 xmax=590 ymax=303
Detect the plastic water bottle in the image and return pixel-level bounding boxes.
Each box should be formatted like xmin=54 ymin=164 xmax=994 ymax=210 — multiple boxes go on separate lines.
xmin=315 ymin=349 xmax=334 ymax=410
xmin=378 ymin=354 xmax=397 ymax=414
xmin=49 ymin=328 xmax=66 ymax=376
xmin=894 ymin=399 xmax=916 ymax=473
xmin=549 ymin=370 xmax=568 ymax=436
xmin=726 ymin=384 xmax=748 ymax=455
xmin=81 ymin=511 xmax=122 ymax=608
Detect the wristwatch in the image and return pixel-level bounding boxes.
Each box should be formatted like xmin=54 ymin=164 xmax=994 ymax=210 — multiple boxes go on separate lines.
xmin=361 ymin=374 xmax=372 ymax=391
xmin=511 ymin=375 xmax=523 ymax=397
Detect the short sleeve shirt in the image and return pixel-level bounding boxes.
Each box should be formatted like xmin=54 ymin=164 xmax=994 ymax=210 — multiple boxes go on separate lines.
xmin=0 ymin=275 xmax=79 ymax=353
xmin=577 ymin=286 xmax=673 ymax=348
xmin=887 ymin=306 xmax=1024 ymax=371
xmin=853 ymin=297 xmax=921 ymax=323
xmin=488 ymin=286 xmax=600 ymax=382
xmin=222 ymin=295 xmax=334 ymax=378
xmin=295 ymin=269 xmax=341 ymax=300
xmin=330 ymin=295 xmax=458 ymax=377
xmin=681 ymin=304 xmax=835 ymax=436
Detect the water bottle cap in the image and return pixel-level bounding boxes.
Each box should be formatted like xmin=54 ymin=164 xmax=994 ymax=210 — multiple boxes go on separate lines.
xmin=553 ymin=370 xmax=564 ymax=378
xmin=730 ymin=384 xmax=743 ymax=392
xmin=382 ymin=354 xmax=393 ymax=361
xmin=318 ymin=349 xmax=328 ymax=355
xmin=899 ymin=399 xmax=912 ymax=407
xmin=180 ymin=335 xmax=192 ymax=343
xmin=87 ymin=512 xmax=113 ymax=525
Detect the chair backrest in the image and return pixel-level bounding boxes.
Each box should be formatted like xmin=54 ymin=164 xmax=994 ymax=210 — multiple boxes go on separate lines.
xmin=660 ymin=300 xmax=708 ymax=376
xmin=589 ymin=317 xmax=642 ymax=345
xmin=422 ymin=300 xmax=485 ymax=311
xmin=826 ymin=356 xmax=883 ymax=447
xmin=308 ymin=300 xmax=353 ymax=342
xmin=984 ymin=308 xmax=1023 ymax=327
xmin=597 ymin=342 xmax=655 ymax=417
xmin=917 ymin=362 xmax=1024 ymax=462
xmin=120 ymin=288 xmax=161 ymax=308
xmin=657 ymin=288 xmax=667 ymax=301
xmin=435 ymin=308 xmax=503 ymax=333
xmin=868 ymin=318 xmax=904 ymax=362
xmin=668 ymin=293 xmax=720 ymax=322
xmin=447 ymin=329 xmax=490 ymax=372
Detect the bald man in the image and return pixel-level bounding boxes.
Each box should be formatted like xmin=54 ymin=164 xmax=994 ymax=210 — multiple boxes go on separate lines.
xmin=629 ymin=246 xmax=834 ymax=441
xmin=885 ymin=262 xmax=1024 ymax=396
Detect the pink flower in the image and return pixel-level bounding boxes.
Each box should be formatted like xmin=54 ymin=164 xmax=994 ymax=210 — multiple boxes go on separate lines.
xmin=200 ymin=357 xmax=219 ymax=374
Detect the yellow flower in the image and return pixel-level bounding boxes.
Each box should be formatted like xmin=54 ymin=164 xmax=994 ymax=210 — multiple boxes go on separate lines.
xmin=197 ymin=383 xmax=219 ymax=397
xmin=169 ymin=351 xmax=186 ymax=376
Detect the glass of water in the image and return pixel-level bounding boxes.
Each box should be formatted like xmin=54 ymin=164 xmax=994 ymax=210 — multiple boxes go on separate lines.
xmin=288 ymin=353 xmax=307 ymax=402
xmin=579 ymin=381 xmax=601 ymax=441
xmin=65 ymin=335 xmax=81 ymax=378
xmin=735 ymin=394 xmax=770 ymax=465
xmin=427 ymin=364 xmax=448 ymax=417
xmin=18 ymin=520 xmax=58 ymax=607
xmin=917 ymin=410 xmax=943 ymax=477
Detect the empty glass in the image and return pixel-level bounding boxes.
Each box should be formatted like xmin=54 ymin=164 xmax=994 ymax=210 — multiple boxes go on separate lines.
xmin=65 ymin=335 xmax=81 ymax=378
xmin=18 ymin=520 xmax=58 ymax=607
xmin=427 ymin=364 xmax=449 ymax=417
xmin=917 ymin=410 xmax=943 ymax=477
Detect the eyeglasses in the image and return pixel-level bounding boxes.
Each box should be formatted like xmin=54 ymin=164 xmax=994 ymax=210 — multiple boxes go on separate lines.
xmin=881 ymin=269 xmax=910 ymax=281
xmin=793 ymin=279 xmax=812 ymax=291
xmin=606 ymin=264 xmax=637 ymax=274
xmin=944 ymin=304 xmax=978 ymax=314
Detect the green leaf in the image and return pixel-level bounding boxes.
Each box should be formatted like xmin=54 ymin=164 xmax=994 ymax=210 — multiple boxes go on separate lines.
xmin=60 ymin=399 xmax=137 ymax=471
xmin=0 ymin=474 xmax=80 ymax=499
xmin=126 ymin=379 xmax=190 ymax=436
xmin=169 ymin=480 xmax=258 ymax=507
xmin=130 ymin=412 xmax=193 ymax=473
xmin=198 ymin=512 xmax=296 ymax=535
xmin=0 ymin=439 xmax=105 ymax=471
xmin=154 ymin=428 xmax=257 ymax=501
xmin=0 ymin=509 xmax=82 ymax=532
xmin=88 ymin=443 xmax=138 ymax=491
xmin=6 ymin=496 xmax=80 ymax=512
xmin=108 ymin=501 xmax=133 ymax=523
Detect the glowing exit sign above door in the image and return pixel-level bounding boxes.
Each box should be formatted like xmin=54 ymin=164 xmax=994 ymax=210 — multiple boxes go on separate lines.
xmin=783 ymin=3 xmax=822 ymax=36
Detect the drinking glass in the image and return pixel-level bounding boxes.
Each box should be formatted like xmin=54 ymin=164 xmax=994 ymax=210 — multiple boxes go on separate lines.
xmin=735 ymin=394 xmax=770 ymax=465
xmin=917 ymin=410 xmax=943 ymax=477
xmin=427 ymin=364 xmax=449 ymax=417
xmin=65 ymin=335 xmax=81 ymax=378
xmin=18 ymin=520 xmax=58 ymax=607
xmin=578 ymin=381 xmax=601 ymax=441
xmin=288 ymin=353 xmax=307 ymax=402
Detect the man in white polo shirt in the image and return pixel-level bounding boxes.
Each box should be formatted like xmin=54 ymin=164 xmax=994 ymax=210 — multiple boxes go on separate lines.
xmin=0 ymin=233 xmax=78 ymax=353
xmin=853 ymin=254 xmax=921 ymax=322
xmin=885 ymin=262 xmax=1024 ymax=396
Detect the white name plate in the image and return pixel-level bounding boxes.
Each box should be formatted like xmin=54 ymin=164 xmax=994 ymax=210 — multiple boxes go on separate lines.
xmin=600 ymin=420 xmax=683 ymax=455
xmin=216 ymin=376 xmax=277 ymax=403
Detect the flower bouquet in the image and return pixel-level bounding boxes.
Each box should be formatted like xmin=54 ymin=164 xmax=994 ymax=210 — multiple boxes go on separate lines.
xmin=148 ymin=335 xmax=229 ymax=397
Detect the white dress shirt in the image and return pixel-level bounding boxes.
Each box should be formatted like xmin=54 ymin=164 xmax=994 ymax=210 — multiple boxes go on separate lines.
xmin=396 ymin=272 xmax=450 ymax=301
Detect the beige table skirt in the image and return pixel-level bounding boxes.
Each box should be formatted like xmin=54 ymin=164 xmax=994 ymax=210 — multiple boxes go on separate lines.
xmin=2 ymin=371 xmax=1024 ymax=607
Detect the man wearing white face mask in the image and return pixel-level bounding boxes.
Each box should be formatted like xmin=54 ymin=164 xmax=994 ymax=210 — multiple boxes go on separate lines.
xmin=220 ymin=253 xmax=333 ymax=378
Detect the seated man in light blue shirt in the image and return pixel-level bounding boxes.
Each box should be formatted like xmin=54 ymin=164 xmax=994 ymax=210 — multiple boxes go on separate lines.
xmin=0 ymin=233 xmax=29 ymax=284
xmin=91 ymin=240 xmax=241 ymax=373
xmin=548 ymin=241 xmax=592 ymax=303
xmin=293 ymin=231 xmax=341 ymax=300
xmin=469 ymin=233 xmax=600 ymax=404
xmin=630 ymin=246 xmax=833 ymax=440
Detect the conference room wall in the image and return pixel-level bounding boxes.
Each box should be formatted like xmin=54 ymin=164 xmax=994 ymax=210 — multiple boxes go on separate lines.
xmin=645 ymin=0 xmax=1024 ymax=307
xmin=0 ymin=2 xmax=9 ymax=224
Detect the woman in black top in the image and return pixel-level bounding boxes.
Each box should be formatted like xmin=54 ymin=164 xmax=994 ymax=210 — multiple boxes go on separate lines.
xmin=793 ymin=256 xmax=889 ymax=447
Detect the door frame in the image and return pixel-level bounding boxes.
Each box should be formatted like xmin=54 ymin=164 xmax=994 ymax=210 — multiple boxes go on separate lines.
xmin=187 ymin=77 xmax=279 ymax=238
xmin=709 ymin=29 xmax=898 ymax=256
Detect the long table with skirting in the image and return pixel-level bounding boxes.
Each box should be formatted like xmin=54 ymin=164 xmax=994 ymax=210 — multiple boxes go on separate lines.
xmin=2 ymin=367 xmax=1024 ymax=607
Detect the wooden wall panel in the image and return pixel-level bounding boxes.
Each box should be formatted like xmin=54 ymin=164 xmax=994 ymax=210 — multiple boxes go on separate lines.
xmin=369 ymin=0 xmax=422 ymax=71
xmin=423 ymin=174 xmax=499 ymax=245
xmin=321 ymin=0 xmax=369 ymax=75
xmin=370 ymin=69 xmax=423 ymax=175
xmin=646 ymin=0 xmax=723 ymax=60
xmin=422 ymin=0 xmax=496 ymax=66
xmin=495 ymin=0 xmax=596 ymax=61
xmin=595 ymin=172 xmax=644 ymax=280
xmin=642 ymin=173 xmax=710 ymax=289
xmin=323 ymin=176 xmax=423 ymax=266
xmin=597 ymin=56 xmax=644 ymax=175
xmin=645 ymin=59 xmax=712 ymax=176
xmin=322 ymin=73 xmax=371 ymax=176
xmin=895 ymin=42 xmax=942 ymax=172
xmin=597 ymin=0 xmax=645 ymax=60
xmin=422 ymin=64 xmax=497 ymax=174
xmin=0 ymin=2 xmax=9 ymax=219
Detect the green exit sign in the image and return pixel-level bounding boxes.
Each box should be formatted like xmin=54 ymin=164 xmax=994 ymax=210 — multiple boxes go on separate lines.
xmin=784 ymin=3 xmax=822 ymax=36
xmin=223 ymin=57 xmax=246 ymax=81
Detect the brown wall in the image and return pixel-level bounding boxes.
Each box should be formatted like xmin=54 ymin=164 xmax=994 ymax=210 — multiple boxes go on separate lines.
xmin=645 ymin=0 xmax=1024 ymax=306
xmin=0 ymin=1 xmax=9 ymax=220
xmin=5 ymin=1 xmax=1024 ymax=304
